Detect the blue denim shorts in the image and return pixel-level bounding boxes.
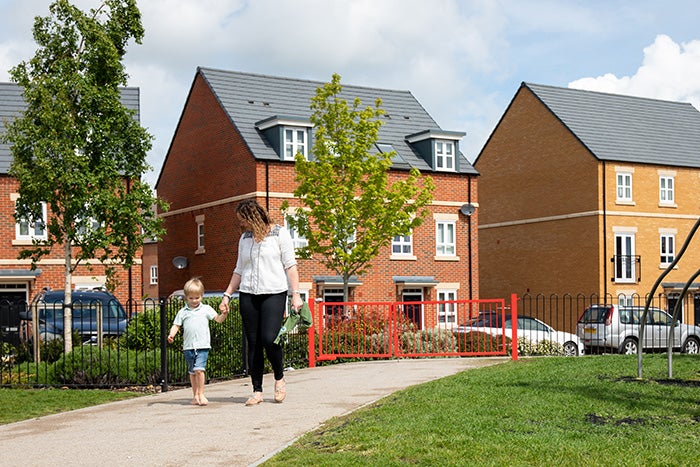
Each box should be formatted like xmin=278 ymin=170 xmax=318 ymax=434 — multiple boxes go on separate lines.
xmin=184 ymin=349 xmax=209 ymax=375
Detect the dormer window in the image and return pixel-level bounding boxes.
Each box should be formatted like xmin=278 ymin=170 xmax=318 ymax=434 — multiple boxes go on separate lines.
xmin=285 ymin=127 xmax=307 ymax=160
xmin=435 ymin=140 xmax=454 ymax=171
xmin=405 ymin=129 xmax=465 ymax=172
xmin=256 ymin=116 xmax=313 ymax=161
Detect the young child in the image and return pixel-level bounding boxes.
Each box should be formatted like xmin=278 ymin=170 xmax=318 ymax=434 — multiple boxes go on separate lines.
xmin=168 ymin=277 xmax=227 ymax=406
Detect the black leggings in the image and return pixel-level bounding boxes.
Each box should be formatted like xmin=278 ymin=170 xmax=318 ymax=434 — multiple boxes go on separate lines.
xmin=239 ymin=291 xmax=286 ymax=392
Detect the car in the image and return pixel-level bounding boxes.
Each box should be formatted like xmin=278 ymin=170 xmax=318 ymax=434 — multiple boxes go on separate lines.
xmin=20 ymin=288 xmax=129 ymax=344
xmin=454 ymin=314 xmax=584 ymax=356
xmin=577 ymin=304 xmax=700 ymax=355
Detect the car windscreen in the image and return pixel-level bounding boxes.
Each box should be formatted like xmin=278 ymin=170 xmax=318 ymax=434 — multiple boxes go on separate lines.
xmin=579 ymin=306 xmax=610 ymax=323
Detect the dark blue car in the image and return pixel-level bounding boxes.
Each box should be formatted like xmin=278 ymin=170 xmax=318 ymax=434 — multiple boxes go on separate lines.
xmin=22 ymin=289 xmax=128 ymax=344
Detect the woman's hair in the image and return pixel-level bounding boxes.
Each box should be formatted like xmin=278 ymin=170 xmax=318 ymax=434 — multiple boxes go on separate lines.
xmin=236 ymin=199 xmax=271 ymax=241
xmin=183 ymin=277 xmax=204 ymax=297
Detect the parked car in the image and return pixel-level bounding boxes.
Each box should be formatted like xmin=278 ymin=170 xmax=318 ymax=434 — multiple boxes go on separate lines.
xmin=454 ymin=314 xmax=584 ymax=356
xmin=577 ymin=304 xmax=700 ymax=354
xmin=20 ymin=288 xmax=129 ymax=344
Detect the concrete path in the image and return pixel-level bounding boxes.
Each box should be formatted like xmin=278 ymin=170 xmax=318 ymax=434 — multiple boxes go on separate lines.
xmin=0 ymin=357 xmax=507 ymax=466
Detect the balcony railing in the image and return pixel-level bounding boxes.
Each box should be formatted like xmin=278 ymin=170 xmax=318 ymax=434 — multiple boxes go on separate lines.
xmin=611 ymin=255 xmax=641 ymax=282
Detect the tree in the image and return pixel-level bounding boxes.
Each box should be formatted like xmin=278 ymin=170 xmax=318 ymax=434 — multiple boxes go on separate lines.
xmin=283 ymin=73 xmax=435 ymax=302
xmin=3 ymin=0 xmax=166 ymax=353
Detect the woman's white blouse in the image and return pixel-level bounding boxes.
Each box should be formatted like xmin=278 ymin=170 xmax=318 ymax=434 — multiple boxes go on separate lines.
xmin=234 ymin=225 xmax=297 ymax=295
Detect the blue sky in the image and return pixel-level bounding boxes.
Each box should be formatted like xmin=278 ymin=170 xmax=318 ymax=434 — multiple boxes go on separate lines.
xmin=2 ymin=0 xmax=700 ymax=186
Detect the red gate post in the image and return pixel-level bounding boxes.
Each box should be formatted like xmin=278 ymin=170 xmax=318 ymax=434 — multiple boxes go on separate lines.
xmin=511 ymin=293 xmax=518 ymax=361
xmin=308 ymin=300 xmax=316 ymax=368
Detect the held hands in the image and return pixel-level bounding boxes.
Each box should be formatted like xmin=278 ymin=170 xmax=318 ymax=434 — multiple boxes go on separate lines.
xmin=219 ymin=298 xmax=229 ymax=314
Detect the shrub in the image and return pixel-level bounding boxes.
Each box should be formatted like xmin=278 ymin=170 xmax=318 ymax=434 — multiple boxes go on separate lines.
xmin=455 ymin=331 xmax=505 ymax=353
xmin=401 ymin=328 xmax=457 ymax=354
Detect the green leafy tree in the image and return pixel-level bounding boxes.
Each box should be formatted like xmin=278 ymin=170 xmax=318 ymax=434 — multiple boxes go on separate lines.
xmin=3 ymin=0 xmax=167 ymax=353
xmin=283 ymin=73 xmax=435 ymax=301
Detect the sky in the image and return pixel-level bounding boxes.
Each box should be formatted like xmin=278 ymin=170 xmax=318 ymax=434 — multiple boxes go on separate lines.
xmin=2 ymin=0 xmax=700 ymax=188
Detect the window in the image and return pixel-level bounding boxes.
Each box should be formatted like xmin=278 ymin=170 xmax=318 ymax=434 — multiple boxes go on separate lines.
xmin=614 ymin=232 xmax=636 ymax=282
xmin=660 ymin=233 xmax=675 ymax=265
xmin=616 ymin=172 xmax=632 ymax=202
xmin=16 ymin=201 xmax=47 ymax=241
xmin=392 ymin=234 xmax=413 ymax=255
xmin=436 ymin=221 xmax=456 ymax=256
xmin=150 ymin=265 xmax=158 ymax=285
xmin=435 ymin=140 xmax=455 ymax=171
xmin=195 ymin=215 xmax=205 ymax=253
xmin=437 ymin=290 xmax=457 ymax=326
xmin=659 ymin=176 xmax=674 ymax=204
xmin=285 ymin=214 xmax=308 ymax=250
xmin=284 ymin=127 xmax=307 ymax=160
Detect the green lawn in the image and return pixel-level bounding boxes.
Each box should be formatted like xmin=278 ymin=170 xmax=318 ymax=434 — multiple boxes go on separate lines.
xmin=265 ymin=355 xmax=700 ymax=466
xmin=0 ymin=388 xmax=143 ymax=425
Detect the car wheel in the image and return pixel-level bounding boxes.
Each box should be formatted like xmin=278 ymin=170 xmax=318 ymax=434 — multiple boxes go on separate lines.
xmin=681 ymin=337 xmax=700 ymax=354
xmin=563 ymin=341 xmax=579 ymax=356
xmin=619 ymin=337 xmax=638 ymax=354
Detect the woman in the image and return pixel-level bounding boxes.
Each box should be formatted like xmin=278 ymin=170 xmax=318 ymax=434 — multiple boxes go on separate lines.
xmin=220 ymin=199 xmax=303 ymax=405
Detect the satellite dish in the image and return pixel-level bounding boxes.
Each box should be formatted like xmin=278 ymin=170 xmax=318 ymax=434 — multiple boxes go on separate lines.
xmin=459 ymin=203 xmax=475 ymax=216
xmin=172 ymin=256 xmax=188 ymax=269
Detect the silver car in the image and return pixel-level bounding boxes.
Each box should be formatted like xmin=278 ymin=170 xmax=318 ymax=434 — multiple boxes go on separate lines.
xmin=577 ymin=305 xmax=700 ymax=354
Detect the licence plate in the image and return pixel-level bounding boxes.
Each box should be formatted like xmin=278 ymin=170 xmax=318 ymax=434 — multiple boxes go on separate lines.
xmin=584 ymin=327 xmax=597 ymax=334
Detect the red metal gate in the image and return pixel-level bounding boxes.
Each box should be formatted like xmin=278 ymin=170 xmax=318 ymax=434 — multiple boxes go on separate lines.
xmin=307 ymin=296 xmax=518 ymax=366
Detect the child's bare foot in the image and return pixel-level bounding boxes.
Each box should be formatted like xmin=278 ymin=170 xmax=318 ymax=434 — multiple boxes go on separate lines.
xmin=191 ymin=397 xmax=200 ymax=405
xmin=199 ymin=395 xmax=208 ymax=406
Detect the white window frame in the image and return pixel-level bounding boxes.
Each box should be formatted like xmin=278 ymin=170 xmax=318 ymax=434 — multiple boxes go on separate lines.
xmin=391 ymin=233 xmax=414 ymax=257
xmin=150 ymin=265 xmax=158 ymax=285
xmin=614 ymin=231 xmax=636 ymax=283
xmin=437 ymin=289 xmax=457 ymax=327
xmin=435 ymin=140 xmax=455 ymax=172
xmin=616 ymin=170 xmax=633 ymax=203
xmin=285 ymin=214 xmax=308 ymax=250
xmin=659 ymin=175 xmax=674 ymax=205
xmin=436 ymin=220 xmax=456 ymax=257
xmin=660 ymin=232 xmax=675 ymax=266
xmin=195 ymin=215 xmax=205 ymax=253
xmin=16 ymin=201 xmax=48 ymax=241
xmin=284 ymin=126 xmax=308 ymax=161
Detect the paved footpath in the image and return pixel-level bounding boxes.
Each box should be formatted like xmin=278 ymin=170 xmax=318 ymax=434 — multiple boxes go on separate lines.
xmin=0 ymin=357 xmax=507 ymax=466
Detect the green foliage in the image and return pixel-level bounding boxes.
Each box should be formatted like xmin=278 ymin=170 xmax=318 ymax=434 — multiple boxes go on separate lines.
xmin=401 ymin=328 xmax=457 ymax=354
xmin=455 ymin=331 xmax=503 ymax=353
xmin=3 ymin=0 xmax=168 ymax=349
xmin=283 ymin=73 xmax=435 ymax=299
xmin=123 ymin=309 xmax=162 ymax=351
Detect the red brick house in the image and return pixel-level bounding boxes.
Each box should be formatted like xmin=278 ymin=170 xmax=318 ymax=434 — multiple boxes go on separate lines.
xmin=0 ymin=83 xmax=145 ymax=311
xmin=156 ymin=68 xmax=479 ymax=329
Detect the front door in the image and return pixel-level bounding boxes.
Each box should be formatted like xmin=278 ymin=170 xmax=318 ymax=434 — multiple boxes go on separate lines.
xmin=402 ymin=288 xmax=423 ymax=330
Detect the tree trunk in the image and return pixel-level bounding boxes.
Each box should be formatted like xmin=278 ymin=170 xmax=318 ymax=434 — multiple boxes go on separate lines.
xmin=63 ymin=241 xmax=73 ymax=353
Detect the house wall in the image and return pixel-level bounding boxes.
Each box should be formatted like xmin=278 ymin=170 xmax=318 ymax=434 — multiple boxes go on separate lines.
xmin=603 ymin=163 xmax=700 ymax=307
xmin=0 ymin=176 xmax=142 ymax=305
xmin=476 ymin=86 xmax=602 ymax=299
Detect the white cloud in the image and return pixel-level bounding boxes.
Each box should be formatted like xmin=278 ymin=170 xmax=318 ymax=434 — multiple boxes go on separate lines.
xmin=569 ymin=34 xmax=700 ymax=109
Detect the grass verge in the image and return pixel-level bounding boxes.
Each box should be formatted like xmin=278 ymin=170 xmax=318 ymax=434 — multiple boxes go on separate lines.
xmin=0 ymin=388 xmax=143 ymax=425
xmin=265 ymin=355 xmax=700 ymax=466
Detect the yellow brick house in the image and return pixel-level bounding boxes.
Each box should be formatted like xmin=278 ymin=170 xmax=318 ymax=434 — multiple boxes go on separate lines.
xmin=475 ymin=83 xmax=700 ymax=326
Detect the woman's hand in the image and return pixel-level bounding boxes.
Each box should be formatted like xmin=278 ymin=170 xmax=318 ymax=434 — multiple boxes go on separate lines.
xmin=291 ymin=293 xmax=303 ymax=312
xmin=219 ymin=297 xmax=229 ymax=314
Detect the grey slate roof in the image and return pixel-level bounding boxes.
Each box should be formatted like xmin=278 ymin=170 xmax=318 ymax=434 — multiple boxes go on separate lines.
xmin=198 ymin=67 xmax=477 ymax=174
xmin=525 ymin=82 xmax=700 ymax=168
xmin=0 ymin=82 xmax=141 ymax=174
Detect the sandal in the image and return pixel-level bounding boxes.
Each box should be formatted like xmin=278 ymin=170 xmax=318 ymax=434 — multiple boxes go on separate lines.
xmin=245 ymin=391 xmax=263 ymax=406
xmin=274 ymin=378 xmax=286 ymax=403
